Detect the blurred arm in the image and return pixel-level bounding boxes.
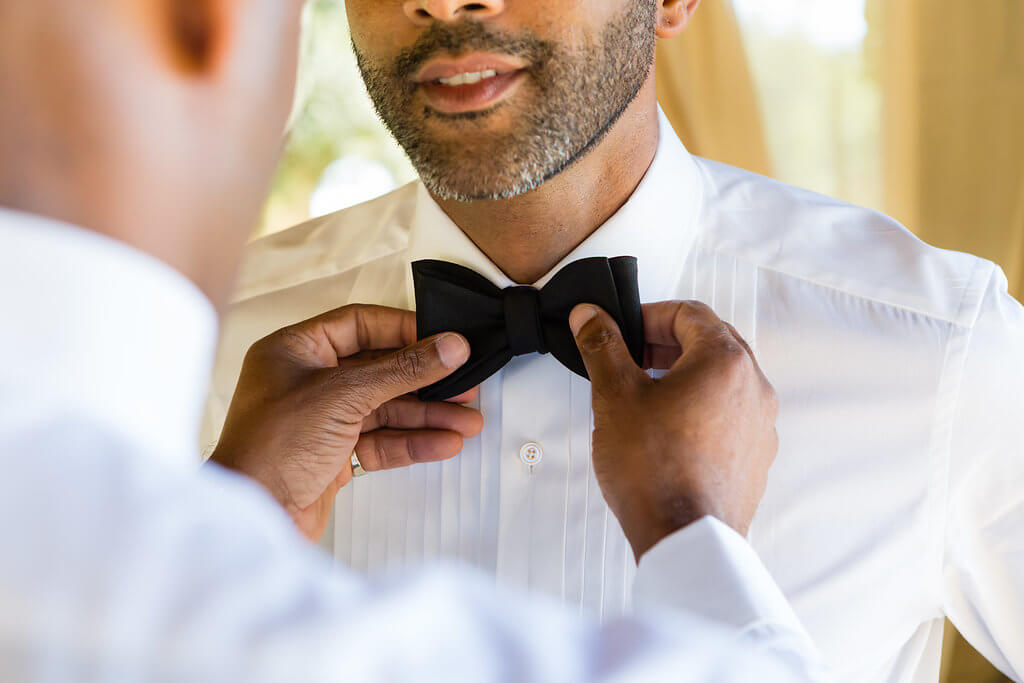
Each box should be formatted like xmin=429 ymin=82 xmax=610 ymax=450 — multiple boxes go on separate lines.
xmin=0 ymin=421 xmax=828 ymax=682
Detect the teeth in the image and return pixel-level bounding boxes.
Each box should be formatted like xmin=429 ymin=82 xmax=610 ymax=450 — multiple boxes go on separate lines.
xmin=437 ymin=69 xmax=499 ymax=86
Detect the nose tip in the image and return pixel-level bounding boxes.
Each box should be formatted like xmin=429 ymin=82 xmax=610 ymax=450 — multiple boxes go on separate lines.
xmin=403 ymin=0 xmax=505 ymax=25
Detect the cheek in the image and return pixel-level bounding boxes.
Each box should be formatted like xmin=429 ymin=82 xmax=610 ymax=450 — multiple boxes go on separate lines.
xmin=346 ymin=1 xmax=409 ymax=57
xmin=519 ymin=3 xmax=606 ymax=48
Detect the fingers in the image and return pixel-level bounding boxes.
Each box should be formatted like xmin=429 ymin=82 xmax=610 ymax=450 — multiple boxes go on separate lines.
xmin=722 ymin=321 xmax=763 ymax=373
xmin=312 ymin=305 xmax=419 ymax=357
xmin=641 ymin=300 xmax=704 ymax=369
xmin=644 ymin=343 xmax=685 ymax=371
xmin=568 ymin=304 xmax=644 ymax=393
xmin=344 ymin=356 xmax=481 ymax=404
xmin=642 ymin=300 xmax=728 ymax=349
xmin=446 ymin=386 xmax=480 ymax=404
xmin=723 ymin=321 xmax=779 ymax=414
xmin=264 ymin=305 xmax=419 ymax=368
xmin=354 ymin=429 xmax=465 ymax=472
xmin=338 ymin=332 xmax=471 ymax=411
xmin=641 ymin=301 xmax=764 ymax=369
xmin=362 ymin=396 xmax=484 ymax=437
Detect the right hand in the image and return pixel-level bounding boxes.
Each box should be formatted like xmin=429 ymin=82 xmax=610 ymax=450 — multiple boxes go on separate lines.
xmin=569 ymin=300 xmax=779 ymax=561
xmin=211 ymin=305 xmax=483 ymax=542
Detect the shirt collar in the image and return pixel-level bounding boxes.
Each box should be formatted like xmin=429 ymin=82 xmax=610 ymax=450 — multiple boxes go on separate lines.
xmin=0 ymin=208 xmax=218 ymax=469
xmin=405 ymin=107 xmax=705 ymax=306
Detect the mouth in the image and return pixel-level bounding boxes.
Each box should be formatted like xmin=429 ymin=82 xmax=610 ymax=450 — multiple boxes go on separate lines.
xmin=413 ymin=53 xmax=529 ymax=116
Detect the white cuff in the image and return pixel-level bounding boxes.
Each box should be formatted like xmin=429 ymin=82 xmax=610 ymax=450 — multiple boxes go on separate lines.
xmin=633 ymin=516 xmax=808 ymax=637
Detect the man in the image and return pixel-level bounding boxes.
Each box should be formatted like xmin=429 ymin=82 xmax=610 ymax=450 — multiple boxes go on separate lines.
xmin=203 ymin=0 xmax=1024 ymax=680
xmin=0 ymin=0 xmax=826 ymax=681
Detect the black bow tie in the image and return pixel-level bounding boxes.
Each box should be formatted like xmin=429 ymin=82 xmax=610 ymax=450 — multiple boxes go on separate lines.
xmin=412 ymin=256 xmax=645 ymax=401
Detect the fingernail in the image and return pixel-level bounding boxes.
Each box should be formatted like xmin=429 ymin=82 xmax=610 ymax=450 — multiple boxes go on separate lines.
xmin=436 ymin=333 xmax=469 ymax=369
xmin=569 ymin=304 xmax=599 ymax=336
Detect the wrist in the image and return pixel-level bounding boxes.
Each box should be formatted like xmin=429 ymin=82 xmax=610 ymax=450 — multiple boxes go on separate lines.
xmin=210 ymin=444 xmax=293 ymax=512
xmin=616 ymin=495 xmax=709 ymax=562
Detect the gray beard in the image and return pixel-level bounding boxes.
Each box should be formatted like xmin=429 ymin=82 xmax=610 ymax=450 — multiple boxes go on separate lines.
xmin=354 ymin=2 xmax=657 ymax=202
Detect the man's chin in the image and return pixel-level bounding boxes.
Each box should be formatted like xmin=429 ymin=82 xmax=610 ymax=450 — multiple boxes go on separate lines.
xmin=414 ymin=135 xmax=582 ymax=203
xmin=419 ymin=100 xmax=521 ymax=132
xmin=421 ymin=173 xmax=540 ymax=203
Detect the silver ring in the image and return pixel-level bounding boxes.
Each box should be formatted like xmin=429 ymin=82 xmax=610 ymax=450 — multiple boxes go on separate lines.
xmin=350 ymin=451 xmax=367 ymax=478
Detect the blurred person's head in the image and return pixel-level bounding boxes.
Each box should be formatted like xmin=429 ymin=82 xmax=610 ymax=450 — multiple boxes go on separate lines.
xmin=348 ymin=0 xmax=699 ymax=202
xmin=0 ymin=0 xmax=306 ymax=307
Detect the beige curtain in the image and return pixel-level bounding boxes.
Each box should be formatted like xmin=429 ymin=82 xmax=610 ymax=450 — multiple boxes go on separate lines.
xmin=655 ymin=0 xmax=772 ymax=177
xmin=873 ymin=2 xmax=1022 ymax=680
xmin=873 ymin=0 xmax=1024 ymax=297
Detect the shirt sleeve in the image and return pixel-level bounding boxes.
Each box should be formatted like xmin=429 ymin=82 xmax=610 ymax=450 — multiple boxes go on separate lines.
xmin=0 ymin=421 xmax=830 ymax=683
xmin=635 ymin=517 xmax=825 ymax=679
xmin=943 ymin=264 xmax=1024 ymax=679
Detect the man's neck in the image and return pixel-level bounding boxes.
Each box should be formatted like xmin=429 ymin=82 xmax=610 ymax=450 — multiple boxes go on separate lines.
xmin=433 ymin=83 xmax=661 ymax=285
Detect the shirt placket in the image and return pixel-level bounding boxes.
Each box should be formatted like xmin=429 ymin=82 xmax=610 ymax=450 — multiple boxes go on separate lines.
xmin=495 ymin=353 xmax=573 ymax=597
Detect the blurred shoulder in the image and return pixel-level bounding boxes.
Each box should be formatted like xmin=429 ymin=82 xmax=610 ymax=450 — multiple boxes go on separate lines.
xmin=233 ymin=181 xmax=421 ymax=303
xmin=693 ymin=158 xmax=995 ymax=328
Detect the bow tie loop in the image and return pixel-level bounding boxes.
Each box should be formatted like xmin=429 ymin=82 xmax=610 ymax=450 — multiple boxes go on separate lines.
xmin=413 ymin=256 xmax=645 ymax=401
xmin=503 ymin=286 xmax=548 ymax=357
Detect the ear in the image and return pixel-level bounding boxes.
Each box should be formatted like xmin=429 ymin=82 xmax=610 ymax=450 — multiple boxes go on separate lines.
xmin=656 ymin=0 xmax=701 ymax=40
xmin=165 ymin=0 xmax=226 ymax=73
xmin=129 ymin=0 xmax=232 ymax=76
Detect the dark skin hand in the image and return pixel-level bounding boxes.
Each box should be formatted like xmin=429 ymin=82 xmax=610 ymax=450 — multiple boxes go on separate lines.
xmin=215 ymin=300 xmax=777 ymax=563
xmin=569 ymin=300 xmax=780 ymax=561
xmin=210 ymin=305 xmax=482 ymax=542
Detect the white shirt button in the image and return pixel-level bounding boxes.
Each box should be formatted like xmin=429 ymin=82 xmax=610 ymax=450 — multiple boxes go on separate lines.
xmin=519 ymin=442 xmax=543 ymax=467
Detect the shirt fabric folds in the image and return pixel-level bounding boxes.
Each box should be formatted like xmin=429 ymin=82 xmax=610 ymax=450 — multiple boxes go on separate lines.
xmin=205 ymin=109 xmax=1024 ymax=682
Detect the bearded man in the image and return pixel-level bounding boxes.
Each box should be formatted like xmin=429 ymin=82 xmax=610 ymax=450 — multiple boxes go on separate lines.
xmin=204 ymin=1 xmax=1024 ymax=680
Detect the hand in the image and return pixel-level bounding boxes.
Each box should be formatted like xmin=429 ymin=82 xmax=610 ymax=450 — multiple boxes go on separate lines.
xmin=568 ymin=301 xmax=779 ymax=561
xmin=210 ymin=305 xmax=483 ymax=542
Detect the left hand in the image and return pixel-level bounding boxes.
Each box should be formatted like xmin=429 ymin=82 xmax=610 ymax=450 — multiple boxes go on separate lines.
xmin=569 ymin=300 xmax=779 ymax=559
xmin=210 ymin=305 xmax=483 ymax=542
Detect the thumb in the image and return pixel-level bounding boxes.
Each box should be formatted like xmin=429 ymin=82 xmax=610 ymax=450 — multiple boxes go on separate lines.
xmin=345 ymin=333 xmax=470 ymax=409
xmin=569 ymin=304 xmax=642 ymax=394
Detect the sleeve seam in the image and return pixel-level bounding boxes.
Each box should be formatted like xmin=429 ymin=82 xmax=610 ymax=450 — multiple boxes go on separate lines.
xmin=932 ymin=259 xmax=996 ymax=611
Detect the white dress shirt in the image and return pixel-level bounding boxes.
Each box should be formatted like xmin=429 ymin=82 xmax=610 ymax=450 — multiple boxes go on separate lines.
xmin=0 ymin=206 xmax=827 ymax=681
xmin=203 ymin=110 xmax=1024 ymax=682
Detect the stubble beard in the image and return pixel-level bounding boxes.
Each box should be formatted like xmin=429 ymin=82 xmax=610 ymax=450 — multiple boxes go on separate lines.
xmin=354 ymin=2 xmax=657 ymax=202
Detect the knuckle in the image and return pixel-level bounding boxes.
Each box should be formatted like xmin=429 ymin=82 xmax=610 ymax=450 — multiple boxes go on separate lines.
xmin=720 ymin=337 xmax=745 ymax=356
xmin=392 ymin=347 xmax=428 ymax=383
xmin=716 ymin=340 xmax=754 ymax=379
xmin=580 ymin=324 xmax=617 ymax=354
xmin=376 ymin=402 xmax=393 ymax=428
xmin=404 ymin=435 xmax=424 ymax=463
xmin=372 ymin=438 xmax=391 ymax=470
xmin=274 ymin=326 xmax=322 ymax=361
xmin=730 ymin=325 xmax=753 ymax=348
xmin=719 ymin=338 xmax=748 ymax=363
xmin=681 ymin=299 xmax=718 ymax=322
xmin=322 ymin=372 xmax=376 ymax=417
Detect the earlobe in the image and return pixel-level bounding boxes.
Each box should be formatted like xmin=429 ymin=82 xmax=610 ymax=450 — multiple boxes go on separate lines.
xmin=131 ymin=0 xmax=228 ymax=76
xmin=165 ymin=0 xmax=230 ymax=74
xmin=166 ymin=0 xmax=218 ymax=71
xmin=656 ymin=0 xmax=701 ymax=40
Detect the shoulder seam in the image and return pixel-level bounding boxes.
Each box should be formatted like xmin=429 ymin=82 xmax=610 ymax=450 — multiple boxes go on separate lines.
xmin=716 ymin=248 xmax=994 ymax=330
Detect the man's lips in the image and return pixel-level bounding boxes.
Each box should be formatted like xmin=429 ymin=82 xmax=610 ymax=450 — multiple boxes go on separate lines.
xmin=412 ymin=53 xmax=529 ymax=116
xmin=413 ymin=53 xmax=528 ymax=84
xmin=418 ymin=71 xmax=525 ymax=115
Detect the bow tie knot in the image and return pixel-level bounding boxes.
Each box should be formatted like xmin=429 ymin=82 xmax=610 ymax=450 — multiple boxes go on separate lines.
xmin=413 ymin=256 xmax=645 ymax=401
xmin=503 ymin=286 xmax=548 ymax=357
